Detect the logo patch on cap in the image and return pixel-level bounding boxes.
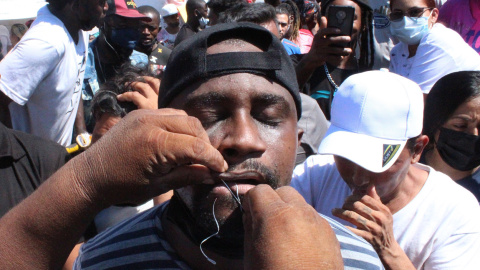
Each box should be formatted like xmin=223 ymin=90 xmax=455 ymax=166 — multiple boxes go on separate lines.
xmin=383 ymin=144 xmax=400 ymax=167
xmin=125 ymin=0 xmax=137 ymax=9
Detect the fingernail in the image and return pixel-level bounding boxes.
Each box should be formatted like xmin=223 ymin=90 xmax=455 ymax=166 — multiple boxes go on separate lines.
xmin=223 ymin=160 xmax=229 ymax=171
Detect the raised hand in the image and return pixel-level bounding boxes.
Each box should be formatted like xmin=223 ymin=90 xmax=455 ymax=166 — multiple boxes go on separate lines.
xmin=332 ymin=185 xmax=415 ymax=269
xmin=117 ymin=76 xmax=160 ymax=110
xmin=243 ymin=185 xmax=343 ymax=270
xmin=75 ymin=108 xmax=227 ymax=206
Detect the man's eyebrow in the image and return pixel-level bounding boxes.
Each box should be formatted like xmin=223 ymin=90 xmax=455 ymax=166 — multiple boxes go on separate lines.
xmin=185 ymin=92 xmax=230 ymax=109
xmin=184 ymin=92 xmax=292 ymax=112
xmin=253 ymin=93 xmax=291 ymax=109
xmin=254 ymin=93 xmax=288 ymax=103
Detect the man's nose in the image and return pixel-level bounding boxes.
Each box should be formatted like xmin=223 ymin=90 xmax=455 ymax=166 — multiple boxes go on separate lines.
xmin=217 ymin=114 xmax=267 ymax=163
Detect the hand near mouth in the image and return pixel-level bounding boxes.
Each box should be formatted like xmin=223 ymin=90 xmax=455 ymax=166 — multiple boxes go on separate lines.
xmin=73 ymin=109 xmax=228 ymax=206
xmin=243 ymin=185 xmax=344 ymax=269
xmin=332 ymin=186 xmax=414 ymax=269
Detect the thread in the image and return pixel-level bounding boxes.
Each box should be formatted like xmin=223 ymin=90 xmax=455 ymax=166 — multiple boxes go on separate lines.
xmin=221 ymin=180 xmax=243 ymax=212
xmin=200 ymin=198 xmax=219 ymax=265
xmin=199 ymin=181 xmax=244 ymax=265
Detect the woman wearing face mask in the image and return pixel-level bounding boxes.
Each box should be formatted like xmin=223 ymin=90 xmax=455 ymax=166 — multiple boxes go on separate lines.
xmin=388 ymin=0 xmax=480 ymax=96
xmin=423 ymin=71 xmax=480 ymax=202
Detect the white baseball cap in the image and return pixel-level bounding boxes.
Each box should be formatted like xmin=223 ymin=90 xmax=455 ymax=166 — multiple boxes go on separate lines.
xmin=318 ymin=71 xmax=423 ymax=173
xmin=161 ymin=4 xmax=179 ymax=17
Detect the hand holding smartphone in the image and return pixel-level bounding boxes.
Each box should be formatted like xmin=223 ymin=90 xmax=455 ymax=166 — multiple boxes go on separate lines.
xmin=326 ymin=5 xmax=355 ymax=47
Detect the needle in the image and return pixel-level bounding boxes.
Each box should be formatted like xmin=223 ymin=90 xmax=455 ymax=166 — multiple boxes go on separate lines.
xmin=221 ymin=180 xmax=244 ymax=212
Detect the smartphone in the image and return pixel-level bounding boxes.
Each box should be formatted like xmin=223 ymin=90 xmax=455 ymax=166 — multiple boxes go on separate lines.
xmin=326 ymin=5 xmax=355 ymax=47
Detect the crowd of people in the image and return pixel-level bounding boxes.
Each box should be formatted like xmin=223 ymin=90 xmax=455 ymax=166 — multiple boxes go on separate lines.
xmin=1 ymin=0 xmax=480 ymax=269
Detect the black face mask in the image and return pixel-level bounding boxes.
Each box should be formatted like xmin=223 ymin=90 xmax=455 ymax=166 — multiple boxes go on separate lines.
xmin=436 ymin=127 xmax=480 ymax=171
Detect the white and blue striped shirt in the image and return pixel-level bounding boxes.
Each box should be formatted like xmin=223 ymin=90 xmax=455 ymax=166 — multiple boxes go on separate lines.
xmin=74 ymin=202 xmax=384 ymax=269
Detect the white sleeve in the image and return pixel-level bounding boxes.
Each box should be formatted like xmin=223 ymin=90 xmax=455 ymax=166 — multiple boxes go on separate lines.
xmin=291 ymin=159 xmax=314 ymax=205
xmin=407 ymin=43 xmax=455 ymax=94
xmin=0 ymin=38 xmax=61 ymax=105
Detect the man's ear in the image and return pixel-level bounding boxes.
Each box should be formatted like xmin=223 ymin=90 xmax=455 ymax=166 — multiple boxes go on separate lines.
xmin=297 ymin=127 xmax=304 ymax=147
xmin=411 ymin=135 xmax=429 ymax=164
xmin=430 ymin=8 xmax=439 ymax=26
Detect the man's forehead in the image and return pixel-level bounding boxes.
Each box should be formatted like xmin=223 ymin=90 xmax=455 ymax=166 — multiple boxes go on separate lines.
xmin=144 ymin=12 xmax=159 ymax=22
xmin=141 ymin=15 xmax=159 ymax=26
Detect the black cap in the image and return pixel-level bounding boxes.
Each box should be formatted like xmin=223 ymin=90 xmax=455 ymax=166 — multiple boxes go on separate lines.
xmin=158 ymin=22 xmax=302 ymax=119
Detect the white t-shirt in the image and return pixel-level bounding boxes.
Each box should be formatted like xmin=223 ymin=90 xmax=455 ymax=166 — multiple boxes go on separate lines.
xmin=389 ymin=23 xmax=480 ymax=94
xmin=157 ymin=28 xmax=177 ymax=50
xmin=0 ymin=5 xmax=88 ymax=146
xmin=291 ymin=154 xmax=480 ymax=270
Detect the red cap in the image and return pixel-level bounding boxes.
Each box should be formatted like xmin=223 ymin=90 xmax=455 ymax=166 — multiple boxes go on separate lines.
xmin=107 ymin=0 xmax=152 ymax=21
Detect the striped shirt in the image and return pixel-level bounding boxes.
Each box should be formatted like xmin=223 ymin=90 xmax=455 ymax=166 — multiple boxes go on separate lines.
xmin=74 ymin=203 xmax=384 ymax=269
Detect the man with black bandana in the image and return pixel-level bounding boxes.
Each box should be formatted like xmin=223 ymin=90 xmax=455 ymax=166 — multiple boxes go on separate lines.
xmin=0 ymin=23 xmax=383 ymax=270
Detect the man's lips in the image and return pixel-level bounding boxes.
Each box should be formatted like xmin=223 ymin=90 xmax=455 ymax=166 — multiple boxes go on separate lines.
xmin=140 ymin=38 xmax=152 ymax=44
xmin=217 ymin=171 xmax=264 ymax=183
xmin=209 ymin=171 xmax=265 ymax=195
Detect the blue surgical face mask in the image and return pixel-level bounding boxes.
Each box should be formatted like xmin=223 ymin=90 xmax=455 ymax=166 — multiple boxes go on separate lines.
xmin=390 ymin=15 xmax=430 ymax=45
xmin=198 ymin=16 xmax=209 ymax=29
xmin=110 ymin=27 xmax=140 ymax=50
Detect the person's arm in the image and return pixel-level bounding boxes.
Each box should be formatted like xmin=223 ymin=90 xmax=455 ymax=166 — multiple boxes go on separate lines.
xmin=243 ymin=185 xmax=343 ymax=269
xmin=74 ymin=98 xmax=88 ymax=135
xmin=0 ymin=109 xmax=227 ymax=269
xmin=332 ymin=185 xmax=415 ymax=270
xmin=63 ymin=243 xmax=83 ymax=270
xmin=295 ymin=17 xmax=352 ymax=90
xmin=0 ymin=89 xmax=12 ymax=128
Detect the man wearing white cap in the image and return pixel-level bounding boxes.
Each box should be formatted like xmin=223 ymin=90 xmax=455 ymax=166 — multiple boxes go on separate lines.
xmin=291 ymin=71 xmax=480 ymax=270
xmin=157 ymin=4 xmax=180 ymax=49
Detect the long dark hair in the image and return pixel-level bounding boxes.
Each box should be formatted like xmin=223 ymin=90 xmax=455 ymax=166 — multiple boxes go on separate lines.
xmin=423 ymin=71 xmax=480 ymax=145
xmin=276 ymin=0 xmax=300 ymax=41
